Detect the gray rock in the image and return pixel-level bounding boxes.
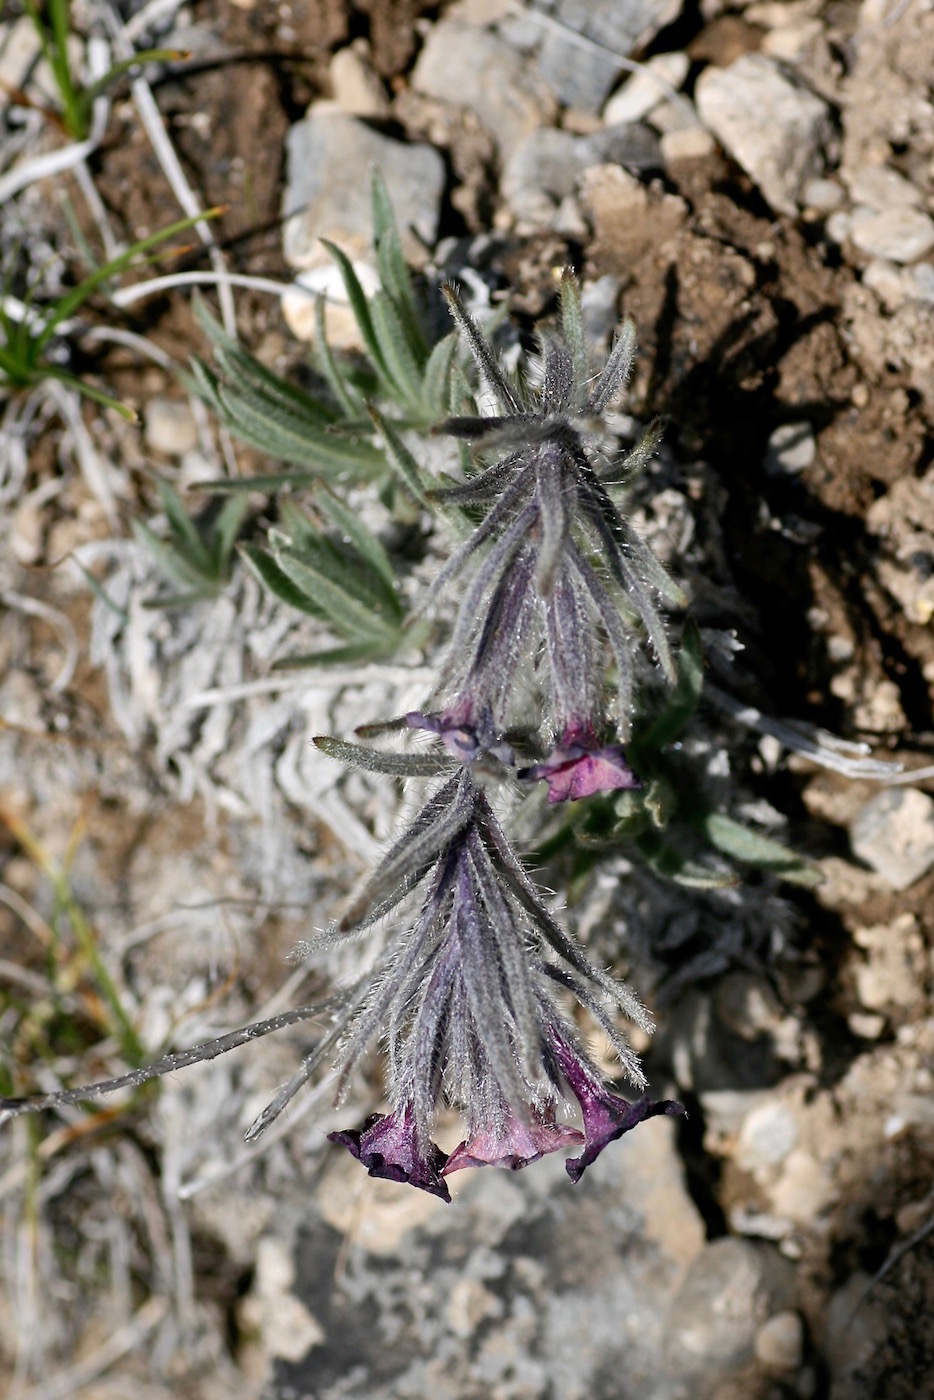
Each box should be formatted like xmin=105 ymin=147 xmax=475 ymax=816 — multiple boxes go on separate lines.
xmin=502 ymin=123 xmax=662 ymax=220
xmin=580 ymin=275 xmax=622 ymax=347
xmin=755 ymin=1311 xmax=804 ymax=1371
xmin=695 ymin=54 xmax=832 ymax=215
xmin=282 ymin=108 xmax=445 ymax=267
xmin=863 ymin=258 xmax=907 ymax=311
xmin=661 ymin=127 xmax=716 ymax=164
xmin=764 ymin=421 xmax=816 ymax=475
xmin=665 ymin=1238 xmax=795 ymax=1378
xmin=411 ymin=21 xmax=557 ymax=159
xmin=850 ymin=206 xmax=934 ymax=264
xmin=533 ymin=0 xmax=684 ymax=112
xmin=824 ymin=1273 xmax=889 ymax=1398
xmin=849 ymin=787 xmax=934 ymax=891
xmin=0 ymin=17 xmax=42 ymax=104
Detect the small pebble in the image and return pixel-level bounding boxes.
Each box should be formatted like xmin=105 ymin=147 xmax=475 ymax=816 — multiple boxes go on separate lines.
xmin=764 ymin=422 xmax=815 ymax=475
xmin=328 ymin=41 xmax=389 ymax=118
xmin=850 ymin=207 xmax=934 ymax=264
xmin=603 ymin=51 xmax=690 ymax=126
xmin=862 ymin=258 xmax=907 ymax=310
xmin=905 ymin=262 xmax=934 ymax=303
xmin=755 ymin=1311 xmax=804 ymax=1372
xmin=694 ymin=54 xmax=832 ymax=216
xmin=842 ymin=164 xmax=921 ymax=211
xmin=144 ymin=398 xmax=198 ymax=456
xmin=801 ymin=177 xmax=844 ymax=212
xmin=661 ymin=126 xmax=716 ymax=163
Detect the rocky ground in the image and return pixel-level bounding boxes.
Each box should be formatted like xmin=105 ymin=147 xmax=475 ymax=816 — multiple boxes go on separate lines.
xmin=1 ymin=1 xmax=934 ymax=1397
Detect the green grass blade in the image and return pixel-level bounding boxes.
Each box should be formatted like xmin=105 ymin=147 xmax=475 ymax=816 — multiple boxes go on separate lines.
xmin=36 ymin=208 xmax=224 ymax=352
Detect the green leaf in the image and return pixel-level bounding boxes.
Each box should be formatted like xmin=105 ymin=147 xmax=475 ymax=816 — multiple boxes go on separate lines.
xmin=192 ymin=473 xmax=323 ymax=495
xmin=132 ymin=519 xmax=213 ymax=592
xmin=699 ymin=813 xmax=823 ymax=888
xmin=157 ymin=479 xmax=208 ymax=560
xmin=421 ymin=332 xmax=458 ymax=418
xmin=371 ymin=169 xmax=397 ymax=249
xmin=637 ymin=832 xmax=738 ymax=889
xmin=560 ymin=268 xmax=587 ymax=402
xmin=366 ymin=405 xmax=432 ymax=510
xmin=274 ymin=546 xmax=399 ymax=642
xmin=211 ymin=493 xmax=249 ymax=575
xmin=320 ymin=239 xmax=388 ymax=381
xmin=313 ymin=295 xmax=364 ymax=419
xmin=238 ymin=543 xmax=329 ymax=619
xmin=313 ymin=734 xmax=451 ymax=777
xmin=214 ymin=379 xmax=384 ymax=478
xmin=271 ymin=641 xmax=397 ymax=669
xmin=317 ymin=488 xmax=398 ymax=600
xmin=376 ymin=226 xmax=427 ymax=362
xmin=369 ymin=290 xmax=423 ymax=407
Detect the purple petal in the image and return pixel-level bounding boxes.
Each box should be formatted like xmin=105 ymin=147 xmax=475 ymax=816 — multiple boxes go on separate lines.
xmin=565 ymin=1094 xmax=685 ymax=1183
xmin=329 ymin=1108 xmax=451 ymax=1201
xmin=443 ymin=1113 xmax=583 ymax=1176
xmin=406 ymin=708 xmax=480 ymax=763
xmin=519 ymin=738 xmax=641 ymax=803
xmin=406 ymin=707 xmax=514 ymax=767
xmin=549 ymin=1026 xmax=685 ymax=1182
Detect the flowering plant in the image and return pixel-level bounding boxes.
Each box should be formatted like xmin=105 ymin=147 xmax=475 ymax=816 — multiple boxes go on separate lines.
xmin=306 ymin=276 xmax=688 ymax=1195
xmin=1 ymin=261 xmax=689 ymax=1198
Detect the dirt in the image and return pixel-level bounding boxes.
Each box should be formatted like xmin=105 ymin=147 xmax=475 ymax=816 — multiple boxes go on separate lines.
xmin=2 ymin=0 xmax=934 ymax=1396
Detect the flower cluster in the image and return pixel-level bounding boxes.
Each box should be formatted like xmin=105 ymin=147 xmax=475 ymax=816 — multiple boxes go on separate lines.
xmin=321 ymin=765 xmax=683 ymax=1199
xmin=405 ymin=277 xmax=685 ymax=802
xmin=315 ymin=276 xmax=686 ymax=1198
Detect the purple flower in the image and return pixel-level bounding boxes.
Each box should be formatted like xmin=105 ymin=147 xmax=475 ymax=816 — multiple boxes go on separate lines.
xmin=519 ymin=725 xmax=641 ymax=803
xmin=443 ymin=1108 xmax=583 ymax=1176
xmin=406 ymin=705 xmax=514 ymax=766
xmin=328 ymin=1106 xmax=451 ymax=1201
xmin=551 ymin=1029 xmax=685 ymax=1183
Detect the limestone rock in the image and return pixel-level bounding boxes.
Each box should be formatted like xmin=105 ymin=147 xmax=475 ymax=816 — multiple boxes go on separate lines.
xmin=282 ymin=108 xmax=444 ymax=268
xmin=849 ymin=787 xmax=934 ymax=891
xmin=411 ymin=21 xmax=556 ymax=159
xmin=695 ymin=54 xmax=832 ymax=215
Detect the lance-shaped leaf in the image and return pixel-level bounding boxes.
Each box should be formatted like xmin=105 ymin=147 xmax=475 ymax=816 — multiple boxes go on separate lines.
xmin=699 ymin=813 xmax=822 ymax=888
